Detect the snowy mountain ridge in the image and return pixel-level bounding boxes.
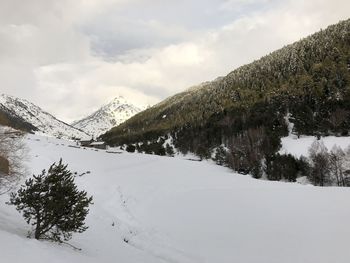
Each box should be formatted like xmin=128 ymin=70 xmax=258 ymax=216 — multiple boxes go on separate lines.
xmin=72 ymin=96 xmax=143 ymax=138
xmin=0 ymin=94 xmax=89 ymax=140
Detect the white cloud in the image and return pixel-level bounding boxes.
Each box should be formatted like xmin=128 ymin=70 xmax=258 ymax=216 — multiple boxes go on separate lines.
xmin=0 ymin=0 xmax=349 ymax=122
xmin=219 ymin=0 xmax=272 ymax=11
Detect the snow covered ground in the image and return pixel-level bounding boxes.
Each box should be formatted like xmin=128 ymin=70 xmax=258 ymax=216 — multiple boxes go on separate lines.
xmin=280 ymin=135 xmax=350 ymax=157
xmin=1 ymin=135 xmax=350 ymax=263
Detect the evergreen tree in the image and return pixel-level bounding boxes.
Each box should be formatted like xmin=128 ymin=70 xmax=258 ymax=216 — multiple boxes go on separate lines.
xmin=126 ymin=144 xmax=136 ymax=153
xmin=265 ymin=154 xmax=299 ymax=182
xmin=8 ymin=159 xmax=93 ymax=243
xmin=165 ymin=143 xmax=175 ymax=156
xmin=297 ymin=156 xmax=311 ymax=178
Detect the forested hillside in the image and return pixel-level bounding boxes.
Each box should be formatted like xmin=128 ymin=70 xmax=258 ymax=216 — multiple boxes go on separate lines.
xmin=0 ymin=106 xmax=37 ymax=132
xmin=102 ymin=19 xmax=350 ymax=181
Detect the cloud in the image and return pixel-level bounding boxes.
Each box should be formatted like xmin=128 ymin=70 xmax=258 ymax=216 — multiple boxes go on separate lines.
xmin=219 ymin=0 xmax=272 ymax=11
xmin=0 ymin=0 xmax=349 ymax=122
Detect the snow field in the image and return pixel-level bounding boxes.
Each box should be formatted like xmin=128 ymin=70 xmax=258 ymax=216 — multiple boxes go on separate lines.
xmin=0 ymin=135 xmax=350 ymax=263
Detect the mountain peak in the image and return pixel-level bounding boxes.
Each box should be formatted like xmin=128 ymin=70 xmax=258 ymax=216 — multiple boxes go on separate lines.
xmin=110 ymin=95 xmax=126 ymax=103
xmin=104 ymin=96 xmax=130 ymax=109
xmin=72 ymin=96 xmax=143 ymax=138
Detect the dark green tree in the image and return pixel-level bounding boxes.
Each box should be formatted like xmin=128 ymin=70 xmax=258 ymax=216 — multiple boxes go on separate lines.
xmin=265 ymin=154 xmax=299 ymax=182
xmin=126 ymin=144 xmax=136 ymax=153
xmin=8 ymin=159 xmax=93 ymax=243
xmin=165 ymin=143 xmax=175 ymax=156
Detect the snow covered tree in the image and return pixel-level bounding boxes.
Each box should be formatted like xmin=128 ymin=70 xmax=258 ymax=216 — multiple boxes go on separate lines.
xmin=213 ymin=145 xmax=227 ymax=165
xmin=8 ymin=159 xmax=93 ymax=242
xmin=308 ymin=141 xmax=330 ymax=186
xmin=340 ymin=147 xmax=350 ymax=186
xmin=329 ymin=146 xmax=345 ymax=186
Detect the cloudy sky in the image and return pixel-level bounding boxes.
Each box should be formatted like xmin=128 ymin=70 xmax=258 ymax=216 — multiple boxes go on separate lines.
xmin=0 ymin=0 xmax=349 ymax=122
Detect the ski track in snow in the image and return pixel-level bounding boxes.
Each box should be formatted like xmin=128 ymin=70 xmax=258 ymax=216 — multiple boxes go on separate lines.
xmin=114 ymin=187 xmax=201 ymax=263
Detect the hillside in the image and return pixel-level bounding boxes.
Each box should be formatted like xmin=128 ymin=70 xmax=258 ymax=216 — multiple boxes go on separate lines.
xmin=0 ymin=94 xmax=89 ymax=139
xmin=0 ymin=105 xmax=37 ymax=132
xmin=1 ymin=134 xmax=350 ymax=263
xmin=102 ymin=19 xmax=350 ymax=178
xmin=72 ymin=96 xmax=142 ymax=138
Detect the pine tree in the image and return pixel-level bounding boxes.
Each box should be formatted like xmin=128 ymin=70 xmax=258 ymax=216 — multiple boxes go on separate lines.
xmin=8 ymin=159 xmax=93 ymax=243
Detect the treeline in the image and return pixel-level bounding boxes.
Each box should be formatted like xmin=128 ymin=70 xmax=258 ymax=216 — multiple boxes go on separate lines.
xmin=222 ymin=139 xmax=350 ymax=187
xmin=122 ymin=135 xmax=174 ymax=156
xmin=122 ymin=135 xmax=350 ymax=186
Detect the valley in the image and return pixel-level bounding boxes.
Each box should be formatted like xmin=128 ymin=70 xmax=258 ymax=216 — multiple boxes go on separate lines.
xmin=0 ymin=5 xmax=349 ymax=262
xmin=1 ymin=134 xmax=350 ymax=263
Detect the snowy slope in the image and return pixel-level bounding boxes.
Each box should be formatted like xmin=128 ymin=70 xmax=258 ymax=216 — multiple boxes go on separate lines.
xmin=72 ymin=96 xmax=142 ymax=138
xmin=1 ymin=135 xmax=350 ymax=263
xmin=0 ymin=94 xmax=89 ymax=140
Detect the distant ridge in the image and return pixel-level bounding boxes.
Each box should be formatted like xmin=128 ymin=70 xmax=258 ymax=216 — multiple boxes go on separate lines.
xmin=0 ymin=94 xmax=89 ymax=139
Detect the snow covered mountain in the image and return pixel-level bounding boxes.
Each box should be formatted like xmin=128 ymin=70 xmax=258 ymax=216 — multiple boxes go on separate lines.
xmin=0 ymin=94 xmax=89 ymax=139
xmin=72 ymin=96 xmax=143 ymax=138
